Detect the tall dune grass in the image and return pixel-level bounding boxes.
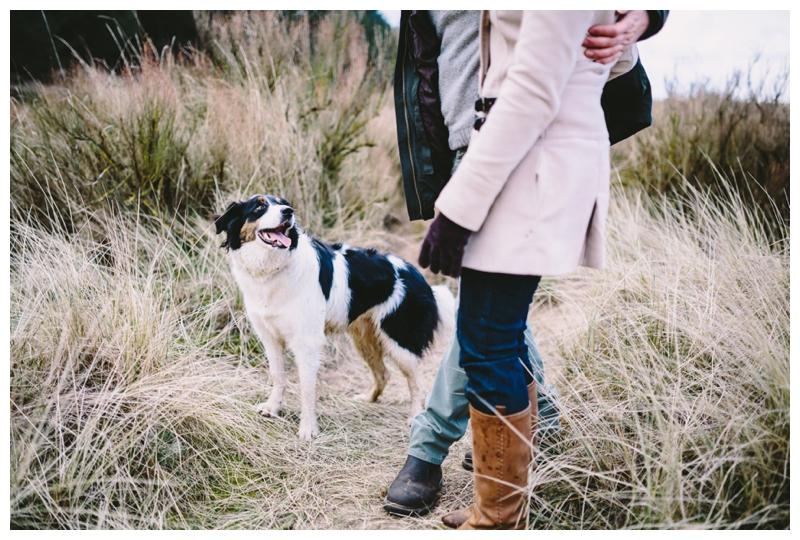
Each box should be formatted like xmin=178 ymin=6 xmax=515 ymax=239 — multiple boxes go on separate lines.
xmin=531 ymin=180 xmax=789 ymax=528
xmin=613 ymin=68 xmax=789 ymax=232
xmin=10 ymin=211 xmax=410 ymax=529
xmin=10 ymin=181 xmax=788 ymax=529
xmin=11 ymin=11 xmax=399 ymax=237
xmin=10 ymin=11 xmax=790 ymax=529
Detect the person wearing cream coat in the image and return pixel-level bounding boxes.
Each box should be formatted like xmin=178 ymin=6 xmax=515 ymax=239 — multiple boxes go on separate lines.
xmin=427 ymin=10 xmax=638 ymax=530
xmin=434 ymin=10 xmax=637 ymax=276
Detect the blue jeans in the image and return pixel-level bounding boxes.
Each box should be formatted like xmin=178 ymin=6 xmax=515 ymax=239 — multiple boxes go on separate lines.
xmin=458 ymin=268 xmax=541 ymax=414
xmin=407 ymin=274 xmax=560 ymax=466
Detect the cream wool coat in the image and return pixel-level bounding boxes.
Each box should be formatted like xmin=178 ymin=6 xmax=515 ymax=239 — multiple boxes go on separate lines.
xmin=435 ymin=11 xmax=638 ymax=276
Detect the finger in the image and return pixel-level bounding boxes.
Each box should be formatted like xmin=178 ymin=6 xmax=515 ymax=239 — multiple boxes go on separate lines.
xmin=582 ymin=35 xmax=620 ymax=50
xmin=595 ymin=51 xmax=624 ymax=66
xmin=586 ymin=24 xmax=620 ymax=38
xmin=429 ymin=247 xmax=441 ymax=275
xmin=444 ymin=246 xmax=466 ymax=278
xmin=418 ymin=239 xmax=431 ymax=269
xmin=585 ymin=46 xmax=620 ymax=61
xmin=438 ymin=248 xmax=454 ymax=277
xmin=589 ymin=44 xmax=624 ymax=63
xmin=449 ymin=250 xmax=464 ymax=279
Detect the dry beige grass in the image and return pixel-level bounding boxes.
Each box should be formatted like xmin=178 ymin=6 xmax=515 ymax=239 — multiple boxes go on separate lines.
xmin=10 ymin=182 xmax=788 ymax=529
xmin=11 ymin=11 xmax=400 ymax=237
xmin=8 ymin=208 xmax=459 ymax=529
xmin=612 ymin=68 xmax=789 ymax=228
xmin=10 ymin=11 xmax=789 ymax=530
xmin=528 ymin=183 xmax=788 ymax=528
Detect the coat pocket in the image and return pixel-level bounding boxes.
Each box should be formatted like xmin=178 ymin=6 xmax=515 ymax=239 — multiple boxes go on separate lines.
xmin=515 ymin=144 xmax=547 ymax=220
xmin=532 ymin=140 xmax=604 ymax=225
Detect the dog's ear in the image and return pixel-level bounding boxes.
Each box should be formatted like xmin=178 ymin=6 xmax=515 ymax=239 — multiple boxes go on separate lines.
xmin=213 ymin=201 xmax=242 ymax=235
xmin=213 ymin=201 xmax=246 ymax=250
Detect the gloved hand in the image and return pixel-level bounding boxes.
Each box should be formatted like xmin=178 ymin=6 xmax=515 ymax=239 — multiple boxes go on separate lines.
xmin=418 ymin=213 xmax=471 ymax=278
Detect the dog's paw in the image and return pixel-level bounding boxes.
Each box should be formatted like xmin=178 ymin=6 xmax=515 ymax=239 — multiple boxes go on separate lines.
xmin=255 ymin=401 xmax=281 ymax=418
xmin=297 ymin=420 xmax=319 ymax=441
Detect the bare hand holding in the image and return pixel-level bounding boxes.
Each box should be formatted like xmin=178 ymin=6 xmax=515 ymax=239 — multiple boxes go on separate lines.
xmin=583 ymin=10 xmax=649 ymax=65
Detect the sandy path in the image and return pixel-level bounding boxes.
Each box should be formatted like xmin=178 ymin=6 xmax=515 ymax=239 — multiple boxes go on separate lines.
xmin=296 ymin=221 xmax=585 ymax=528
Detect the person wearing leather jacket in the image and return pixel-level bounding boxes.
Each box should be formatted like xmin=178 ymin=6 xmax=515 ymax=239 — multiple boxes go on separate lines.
xmin=385 ymin=10 xmax=668 ymax=521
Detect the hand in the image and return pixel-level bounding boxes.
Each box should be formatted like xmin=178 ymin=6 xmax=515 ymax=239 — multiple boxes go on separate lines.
xmin=418 ymin=213 xmax=471 ymax=278
xmin=583 ymin=10 xmax=649 ymax=65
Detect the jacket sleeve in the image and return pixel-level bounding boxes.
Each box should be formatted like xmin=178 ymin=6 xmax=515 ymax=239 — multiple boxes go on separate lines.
xmin=434 ymin=10 xmax=595 ymax=232
xmin=641 ymin=10 xmax=669 ymax=41
xmin=408 ymin=11 xmax=450 ymax=157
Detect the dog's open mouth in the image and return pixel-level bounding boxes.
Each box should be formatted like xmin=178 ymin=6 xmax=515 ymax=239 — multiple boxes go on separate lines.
xmin=257 ymin=222 xmax=293 ymax=249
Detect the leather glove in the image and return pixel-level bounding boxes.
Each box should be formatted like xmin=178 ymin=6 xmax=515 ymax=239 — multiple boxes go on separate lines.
xmin=418 ymin=213 xmax=471 ymax=278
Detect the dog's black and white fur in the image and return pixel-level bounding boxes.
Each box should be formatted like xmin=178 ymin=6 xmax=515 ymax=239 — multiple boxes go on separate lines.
xmin=215 ymin=194 xmax=455 ymax=439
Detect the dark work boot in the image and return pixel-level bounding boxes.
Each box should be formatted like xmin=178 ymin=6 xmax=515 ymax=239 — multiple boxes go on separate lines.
xmin=383 ymin=455 xmax=443 ymax=517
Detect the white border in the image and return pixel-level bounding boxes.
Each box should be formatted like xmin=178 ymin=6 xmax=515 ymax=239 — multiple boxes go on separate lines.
xmin=3 ymin=2 xmax=796 ymax=538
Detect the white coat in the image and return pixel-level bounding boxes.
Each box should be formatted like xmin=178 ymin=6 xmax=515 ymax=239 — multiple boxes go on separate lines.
xmin=435 ymin=10 xmax=637 ymax=275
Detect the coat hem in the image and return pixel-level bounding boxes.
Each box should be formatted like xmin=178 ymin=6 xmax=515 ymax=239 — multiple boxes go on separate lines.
xmin=461 ymin=260 xmax=604 ymax=277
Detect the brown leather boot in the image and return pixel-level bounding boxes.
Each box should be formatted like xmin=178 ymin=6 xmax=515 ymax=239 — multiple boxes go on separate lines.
xmin=442 ymin=403 xmax=532 ymax=530
xmin=528 ymin=381 xmax=538 ymax=437
xmin=461 ymin=381 xmax=538 ymax=471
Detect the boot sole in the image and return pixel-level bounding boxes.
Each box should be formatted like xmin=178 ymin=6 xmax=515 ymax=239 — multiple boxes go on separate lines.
xmin=383 ymin=496 xmax=439 ymax=517
xmin=383 ymin=479 xmax=443 ymax=518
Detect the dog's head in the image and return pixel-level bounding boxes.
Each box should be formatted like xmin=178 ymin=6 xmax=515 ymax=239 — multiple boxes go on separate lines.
xmin=214 ymin=194 xmax=299 ymax=253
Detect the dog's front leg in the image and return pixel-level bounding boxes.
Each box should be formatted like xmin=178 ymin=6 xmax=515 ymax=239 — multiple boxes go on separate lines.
xmin=251 ymin=319 xmax=286 ymax=418
xmin=288 ymin=336 xmax=324 ymax=440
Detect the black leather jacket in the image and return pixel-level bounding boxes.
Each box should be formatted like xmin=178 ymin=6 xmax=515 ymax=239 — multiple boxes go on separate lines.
xmin=394 ymin=10 xmax=669 ymax=221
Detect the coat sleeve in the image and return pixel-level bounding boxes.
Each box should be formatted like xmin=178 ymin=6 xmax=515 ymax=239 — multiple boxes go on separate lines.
xmin=434 ymin=10 xmax=596 ymax=232
xmin=641 ymin=10 xmax=669 ymax=41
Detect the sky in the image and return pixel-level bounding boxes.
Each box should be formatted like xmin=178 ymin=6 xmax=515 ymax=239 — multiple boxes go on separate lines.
xmin=380 ymin=11 xmax=789 ymax=101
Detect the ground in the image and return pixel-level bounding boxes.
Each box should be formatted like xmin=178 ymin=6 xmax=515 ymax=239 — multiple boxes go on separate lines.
xmin=251 ymin=227 xmax=580 ymax=529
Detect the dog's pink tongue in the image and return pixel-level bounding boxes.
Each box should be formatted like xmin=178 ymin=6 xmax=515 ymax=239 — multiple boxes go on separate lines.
xmin=275 ymin=232 xmax=291 ymax=248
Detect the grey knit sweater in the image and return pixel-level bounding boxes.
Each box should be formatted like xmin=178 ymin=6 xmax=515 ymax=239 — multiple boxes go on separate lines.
xmin=429 ymin=10 xmax=481 ymax=151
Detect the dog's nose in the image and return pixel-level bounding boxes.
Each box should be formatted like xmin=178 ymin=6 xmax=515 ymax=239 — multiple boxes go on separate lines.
xmin=281 ymin=207 xmax=294 ymax=217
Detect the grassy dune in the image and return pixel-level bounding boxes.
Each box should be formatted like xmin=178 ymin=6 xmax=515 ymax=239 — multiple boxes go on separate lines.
xmin=10 ymin=12 xmax=789 ymax=529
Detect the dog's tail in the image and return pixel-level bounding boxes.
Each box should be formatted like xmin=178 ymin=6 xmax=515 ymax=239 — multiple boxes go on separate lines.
xmin=432 ymin=284 xmax=456 ymax=344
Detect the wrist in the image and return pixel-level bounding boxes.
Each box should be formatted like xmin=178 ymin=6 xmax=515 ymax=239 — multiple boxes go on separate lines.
xmin=629 ymin=10 xmax=650 ymax=41
xmin=438 ymin=212 xmax=469 ymax=234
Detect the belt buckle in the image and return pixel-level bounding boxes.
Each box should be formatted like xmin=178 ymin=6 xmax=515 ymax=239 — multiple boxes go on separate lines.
xmin=473 ymin=98 xmax=495 ymax=131
xmin=474 ymin=97 xmax=495 ymax=113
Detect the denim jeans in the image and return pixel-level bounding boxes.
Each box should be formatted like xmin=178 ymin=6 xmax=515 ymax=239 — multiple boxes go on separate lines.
xmin=457 ymin=268 xmax=541 ymax=414
xmin=407 ymin=274 xmax=560 ymax=466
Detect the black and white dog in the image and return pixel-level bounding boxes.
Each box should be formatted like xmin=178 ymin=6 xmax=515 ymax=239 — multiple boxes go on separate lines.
xmin=214 ymin=194 xmax=455 ymax=439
